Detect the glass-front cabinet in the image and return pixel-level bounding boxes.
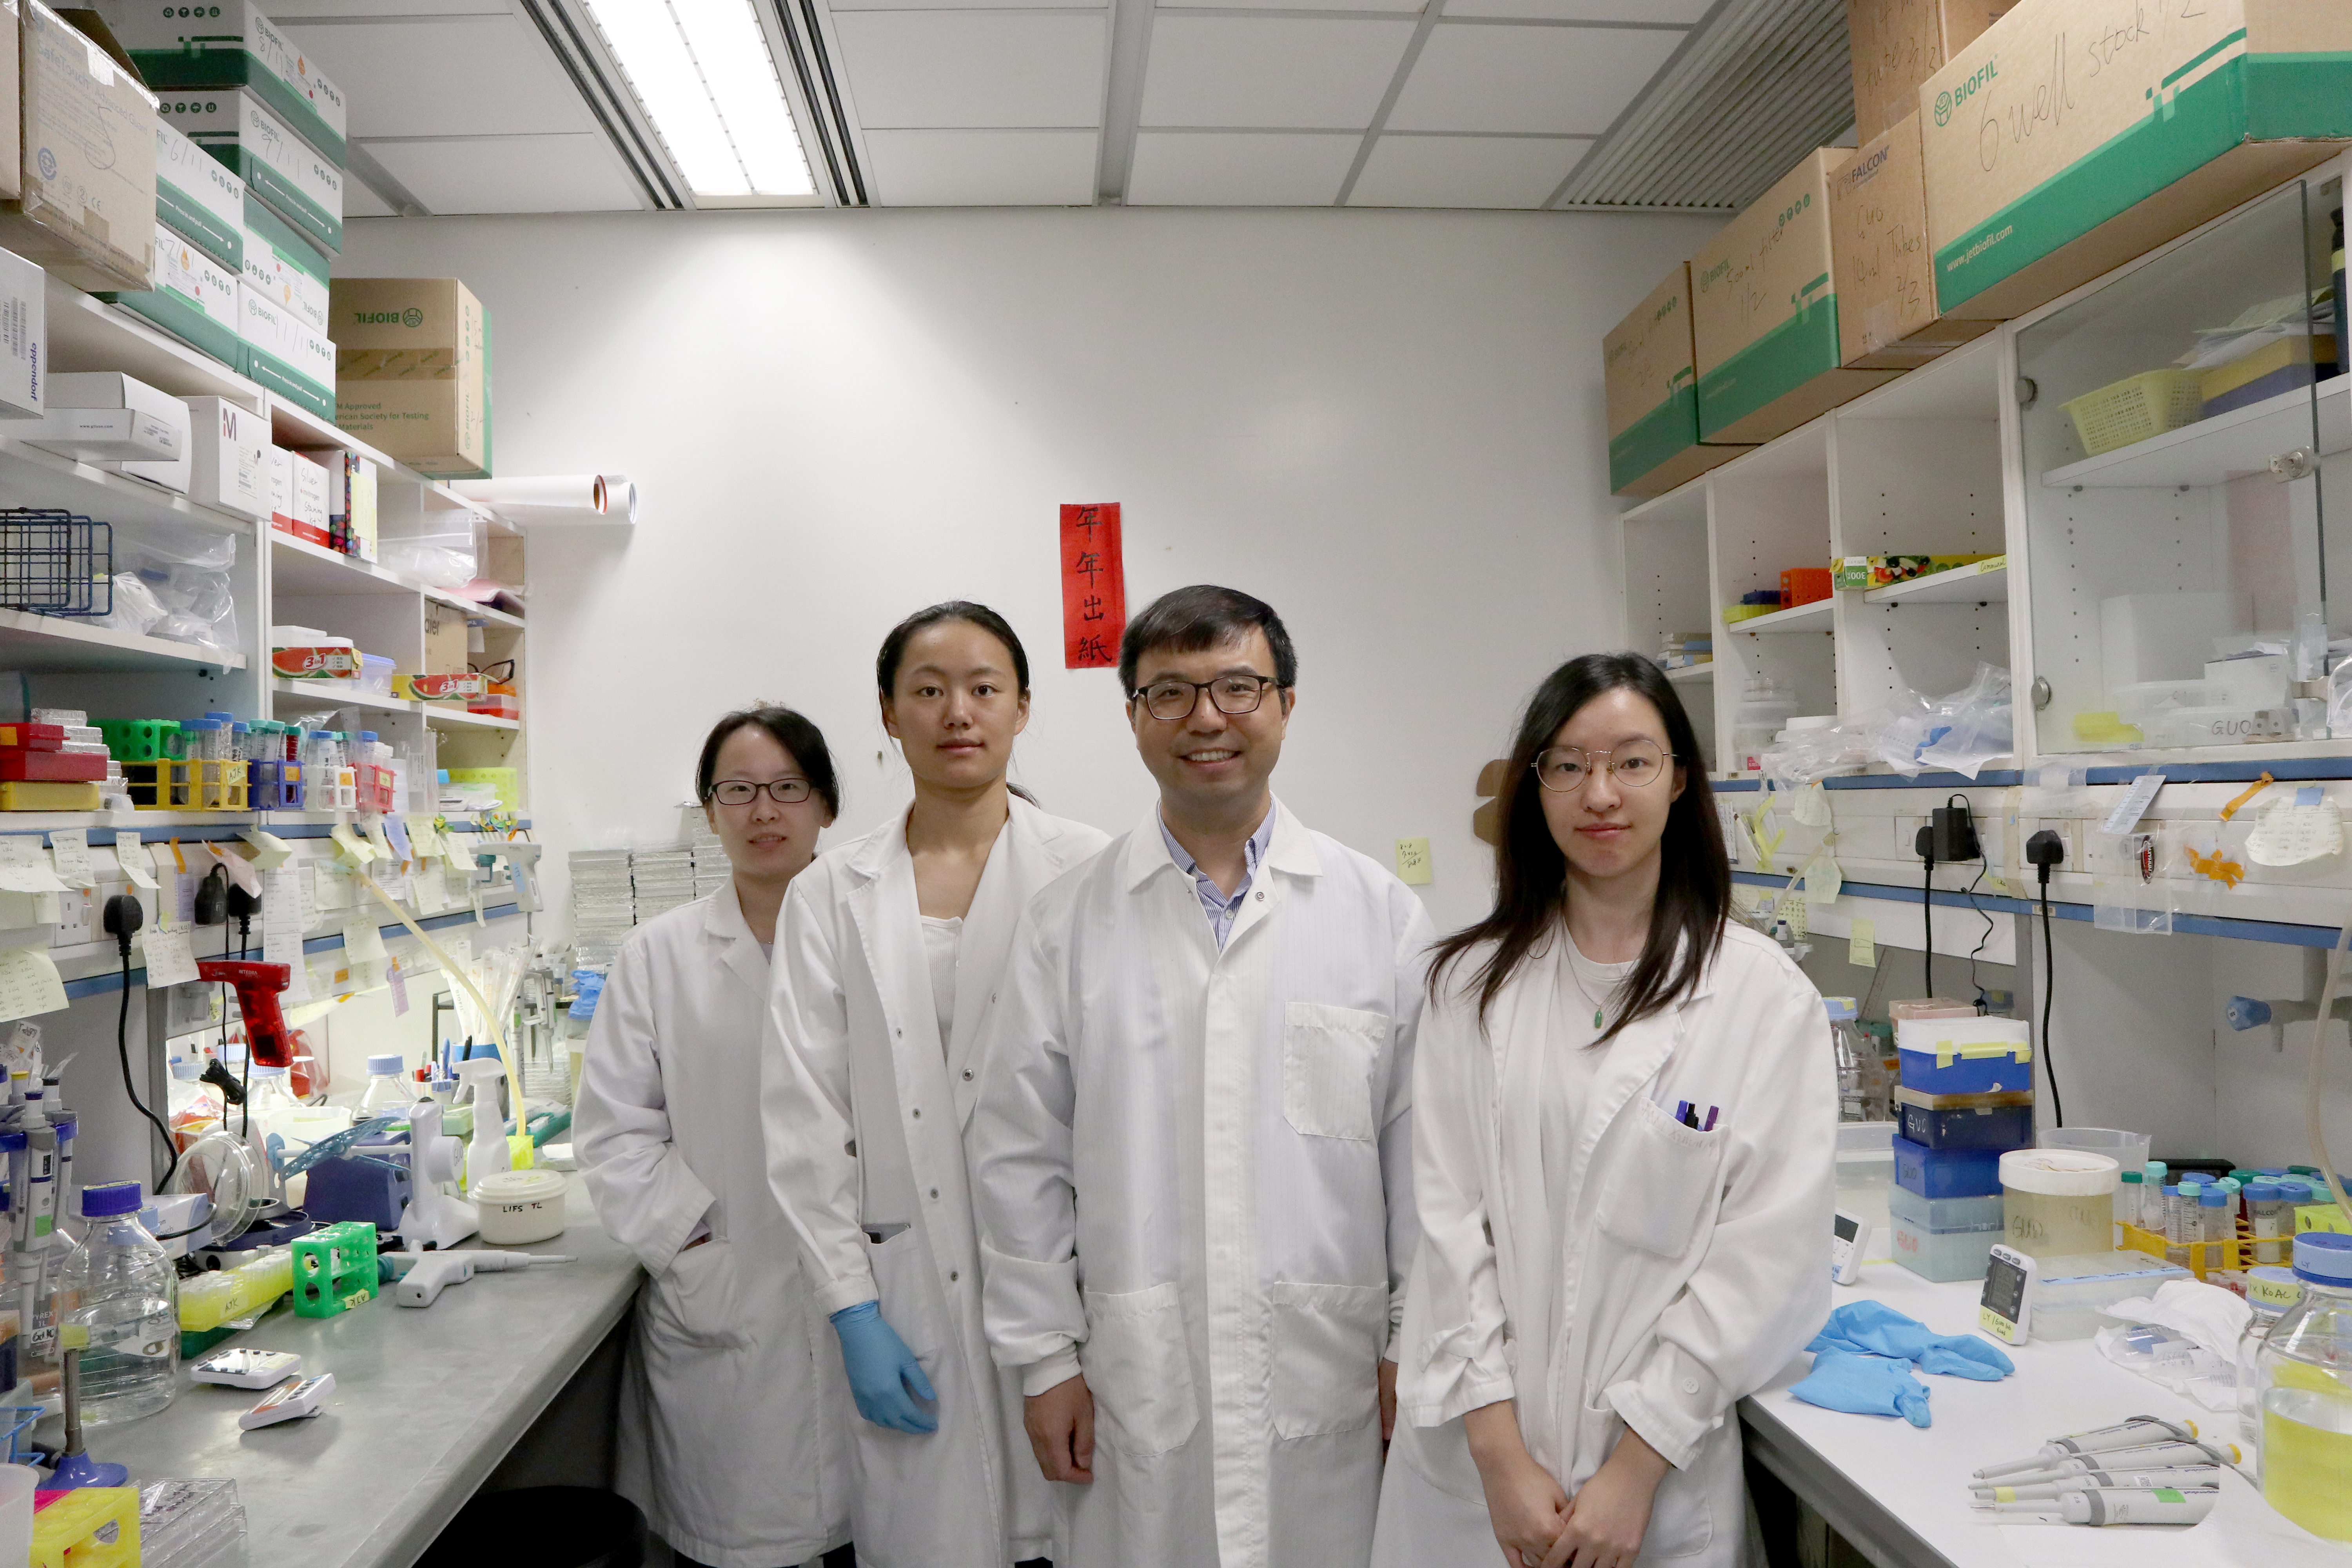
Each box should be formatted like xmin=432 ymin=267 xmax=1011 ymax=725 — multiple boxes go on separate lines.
xmin=2014 ymin=174 xmax=2343 ymax=757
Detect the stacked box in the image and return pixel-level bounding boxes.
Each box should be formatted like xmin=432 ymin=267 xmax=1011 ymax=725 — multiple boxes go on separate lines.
xmin=0 ymin=3 xmax=158 ymax=292
xmin=331 ymin=278 xmax=492 ymax=479
xmin=240 ymin=282 xmax=332 ymax=418
xmin=1828 ymin=114 xmax=1998 ymax=370
xmin=1604 ymin=263 xmax=1751 ymax=496
xmin=1890 ymin=1008 xmax=2034 ymax=1283
xmin=94 ymin=225 xmax=241 ymax=370
xmin=163 ymin=89 xmax=342 ymax=254
xmin=104 ymin=0 xmax=347 ymax=165
xmin=1846 ymin=0 xmax=2016 ymax=145
xmin=154 ymin=120 xmax=243 ymax=272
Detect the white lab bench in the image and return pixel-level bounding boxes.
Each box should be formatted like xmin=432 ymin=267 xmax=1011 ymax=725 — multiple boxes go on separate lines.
xmin=85 ymin=1183 xmax=644 ymax=1568
xmin=1738 ymin=1263 xmax=2336 ymax=1568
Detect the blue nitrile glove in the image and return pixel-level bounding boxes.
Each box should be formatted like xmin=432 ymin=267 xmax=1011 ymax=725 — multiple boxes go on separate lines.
xmin=831 ymin=1301 xmax=939 ymax=1434
xmin=1808 ymin=1300 xmax=2014 ymax=1381
xmin=1789 ymin=1350 xmax=1932 ymax=1427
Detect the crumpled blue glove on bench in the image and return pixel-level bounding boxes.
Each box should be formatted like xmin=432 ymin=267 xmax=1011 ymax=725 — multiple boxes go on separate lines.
xmin=1808 ymin=1299 xmax=2016 ymax=1381
xmin=1790 ymin=1349 xmax=1932 ymax=1426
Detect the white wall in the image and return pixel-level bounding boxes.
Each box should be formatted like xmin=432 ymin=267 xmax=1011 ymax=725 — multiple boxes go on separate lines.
xmin=341 ymin=205 xmax=1722 ymax=933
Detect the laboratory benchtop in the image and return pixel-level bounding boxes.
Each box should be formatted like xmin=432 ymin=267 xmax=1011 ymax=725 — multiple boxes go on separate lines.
xmin=1738 ymin=1262 xmax=2334 ymax=1568
xmin=94 ymin=1183 xmax=644 ymax=1568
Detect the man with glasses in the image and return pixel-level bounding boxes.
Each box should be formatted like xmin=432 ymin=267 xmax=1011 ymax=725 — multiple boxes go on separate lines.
xmin=967 ymin=584 xmax=1432 ymax=1568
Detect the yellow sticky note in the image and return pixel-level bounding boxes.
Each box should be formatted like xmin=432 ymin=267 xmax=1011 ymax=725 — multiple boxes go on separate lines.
xmin=329 ymin=822 xmax=377 ymax=866
xmin=0 ymin=945 xmax=67 ymax=1020
xmin=1394 ymin=837 xmax=1433 ymax=886
xmin=1849 ymin=918 xmax=1876 ymax=969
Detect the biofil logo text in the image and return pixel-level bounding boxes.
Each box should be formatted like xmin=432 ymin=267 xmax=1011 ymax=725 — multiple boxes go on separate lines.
xmin=1935 ymin=56 xmax=1998 ymax=125
xmin=352 ymin=309 xmax=425 ymax=328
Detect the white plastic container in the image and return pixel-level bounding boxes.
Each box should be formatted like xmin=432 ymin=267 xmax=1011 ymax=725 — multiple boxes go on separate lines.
xmin=473 ymin=1168 xmax=566 ymax=1244
xmin=0 ymin=1464 xmax=32 ymax=1565
xmin=2001 ymin=1149 xmax=2118 ymax=1260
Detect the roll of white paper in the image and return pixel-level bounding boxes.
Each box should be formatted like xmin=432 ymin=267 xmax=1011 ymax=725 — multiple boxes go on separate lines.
xmin=450 ymin=474 xmax=636 ymax=525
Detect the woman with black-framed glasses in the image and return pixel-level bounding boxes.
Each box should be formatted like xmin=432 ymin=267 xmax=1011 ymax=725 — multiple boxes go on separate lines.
xmin=577 ymin=704 xmax=858 ymax=1568
xmin=1372 ymin=653 xmax=1835 ymax=1568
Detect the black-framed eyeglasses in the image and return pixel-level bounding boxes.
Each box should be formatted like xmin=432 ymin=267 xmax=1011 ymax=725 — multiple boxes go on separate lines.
xmin=1532 ymin=740 xmax=1675 ymax=793
xmin=707 ymin=778 xmax=814 ymax=806
xmin=474 ymin=659 xmax=516 ymax=684
xmin=1131 ymin=674 xmax=1279 ymax=721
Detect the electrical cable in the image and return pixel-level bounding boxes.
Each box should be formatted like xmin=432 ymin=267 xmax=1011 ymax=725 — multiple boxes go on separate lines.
xmin=103 ymin=899 xmax=179 ymax=1192
xmin=1963 ymin=864 xmax=1994 ymax=1011
xmin=2040 ymin=880 xmax=2063 ymax=1128
xmin=1922 ymin=852 xmax=1936 ymax=1000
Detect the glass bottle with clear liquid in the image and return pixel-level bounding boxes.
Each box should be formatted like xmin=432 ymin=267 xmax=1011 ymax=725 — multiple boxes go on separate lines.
xmin=2259 ymin=1232 xmax=2352 ymax=1542
xmin=358 ymin=1054 xmax=412 ymax=1118
xmin=59 ymin=1181 xmax=177 ymax=1425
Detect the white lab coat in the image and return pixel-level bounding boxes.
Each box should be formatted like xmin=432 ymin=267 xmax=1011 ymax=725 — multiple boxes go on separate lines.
xmin=1370 ymin=921 xmax=1835 ymax=1568
xmin=969 ymin=799 xmax=1433 ymax=1568
xmin=763 ymin=796 xmax=1111 ymax=1568
xmin=576 ymin=888 xmax=852 ymax=1568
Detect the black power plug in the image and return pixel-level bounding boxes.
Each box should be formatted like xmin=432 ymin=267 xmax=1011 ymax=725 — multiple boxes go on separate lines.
xmin=2024 ymin=828 xmax=2068 ymax=1129
xmin=2026 ymin=828 xmax=2066 ymax=882
xmin=192 ymin=865 xmax=228 ymax=926
xmin=1932 ymin=794 xmax=1981 ymax=862
xmin=101 ymin=892 xmax=142 ymax=958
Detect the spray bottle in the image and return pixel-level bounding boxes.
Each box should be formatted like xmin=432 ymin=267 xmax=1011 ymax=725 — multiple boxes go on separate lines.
xmin=451 ymin=1056 xmax=512 ymax=1196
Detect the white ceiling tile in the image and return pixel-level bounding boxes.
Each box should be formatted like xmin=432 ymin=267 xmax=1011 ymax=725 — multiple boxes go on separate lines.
xmin=343 ymin=172 xmax=397 ymax=218
xmin=863 ymin=129 xmax=1099 ymax=204
xmin=1387 ymin=22 xmax=1679 ymax=134
xmin=273 ymin=2 xmax=507 ymax=15
xmin=1160 ymin=0 xmax=1421 ymax=10
xmin=1140 ymin=17 xmax=1414 ymax=130
xmin=1441 ymin=0 xmax=1707 ymax=19
xmin=1126 ymin=131 xmax=1358 ymax=205
xmin=278 ymin=17 xmax=596 ymax=139
xmin=365 ymin=134 xmax=646 ymax=214
xmin=1347 ymin=133 xmax=1586 ymax=207
xmin=831 ymin=0 xmax=1102 ymax=10
xmin=832 ymin=13 xmax=1106 ymax=128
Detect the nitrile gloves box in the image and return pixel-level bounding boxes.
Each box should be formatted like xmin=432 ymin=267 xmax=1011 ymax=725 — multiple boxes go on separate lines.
xmin=239 ymin=282 xmax=332 ymax=421
xmin=164 ymin=89 xmax=342 ymax=254
xmin=102 ymin=0 xmax=346 ymax=165
xmin=95 ymin=224 xmax=241 ymax=371
xmin=156 ymin=120 xmax=243 ymax=274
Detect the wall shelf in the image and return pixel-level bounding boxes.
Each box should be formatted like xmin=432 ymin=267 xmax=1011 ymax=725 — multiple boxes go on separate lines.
xmin=1727 ymin=598 xmax=1832 ymax=634
xmin=271 ymin=679 xmax=412 ymax=715
xmin=0 ymin=437 xmax=255 ymax=539
xmin=2039 ymin=375 xmax=2349 ymax=491
xmin=1863 ymin=559 xmax=2008 ymax=605
xmin=424 ymin=707 xmax=520 ymax=731
xmin=0 ymin=610 xmax=244 ymax=673
xmin=1664 ymin=661 xmax=1715 ymax=684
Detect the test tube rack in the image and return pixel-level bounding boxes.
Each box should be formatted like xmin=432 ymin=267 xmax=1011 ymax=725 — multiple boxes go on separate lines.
xmin=122 ymin=759 xmax=249 ymax=812
xmin=290 ymin=1221 xmax=377 ymax=1318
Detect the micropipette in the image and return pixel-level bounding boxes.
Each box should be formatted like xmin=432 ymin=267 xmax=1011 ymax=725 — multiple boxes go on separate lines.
xmin=1971 ymin=1416 xmax=2201 ymax=1477
xmin=1972 ymin=1466 xmax=2221 ymax=1503
xmin=1988 ymin=1439 xmax=2239 ymax=1485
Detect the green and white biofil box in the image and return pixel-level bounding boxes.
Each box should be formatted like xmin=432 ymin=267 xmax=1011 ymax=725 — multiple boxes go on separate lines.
xmin=94 ymin=223 xmax=241 ymax=371
xmin=1692 ymin=148 xmax=1902 ymax=446
xmin=241 ymin=205 xmax=327 ymax=336
xmin=156 ymin=119 xmax=242 ymax=274
xmin=239 ymin=279 xmax=331 ymax=419
xmin=1923 ymin=0 xmax=2352 ymax=323
xmin=102 ymin=0 xmax=345 ymax=164
xmin=1603 ymin=262 xmax=1752 ymax=496
xmin=163 ymin=88 xmax=342 ymax=254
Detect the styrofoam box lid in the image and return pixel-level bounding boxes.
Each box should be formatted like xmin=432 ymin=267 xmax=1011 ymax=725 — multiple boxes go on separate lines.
xmin=2000 ymin=1148 xmax=2118 ymax=1196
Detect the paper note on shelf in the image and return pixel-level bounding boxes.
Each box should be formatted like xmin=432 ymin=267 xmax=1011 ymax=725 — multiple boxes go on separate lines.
xmin=0 ymin=842 xmax=67 ymax=896
xmin=2102 ymin=772 xmax=2165 ymax=835
xmin=239 ymin=829 xmax=294 ymax=871
xmin=0 ymin=945 xmax=65 ymax=1021
xmin=1793 ymin=782 xmax=1831 ymax=827
xmin=403 ymin=816 xmax=444 ymax=861
xmin=261 ymin=865 xmax=309 ymax=1004
xmin=383 ymin=815 xmax=413 ymax=866
xmin=341 ymin=915 xmax=386 ymax=964
xmin=1849 ymin=917 xmax=1876 ymax=968
xmin=329 ymin=822 xmax=376 ymax=865
xmin=140 ymin=927 xmax=200 ymax=989
xmin=387 ymin=956 xmax=408 ymax=1016
xmin=207 ymin=844 xmax=259 ymax=898
xmin=2248 ymin=799 xmax=2343 ymax=867
xmin=116 ymin=840 xmax=157 ymax=891
xmin=1800 ymin=853 xmax=1842 ymax=911
xmin=1394 ymin=838 xmax=1432 ymax=886
xmin=46 ymin=830 xmax=92 ymax=890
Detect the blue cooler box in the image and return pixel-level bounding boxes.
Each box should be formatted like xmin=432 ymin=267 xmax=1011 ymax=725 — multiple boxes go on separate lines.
xmin=1895 ymin=1014 xmax=2034 ymax=1096
xmin=1894 ymin=1087 xmax=2036 ymax=1151
xmin=1893 ymin=1134 xmax=2005 ymax=1200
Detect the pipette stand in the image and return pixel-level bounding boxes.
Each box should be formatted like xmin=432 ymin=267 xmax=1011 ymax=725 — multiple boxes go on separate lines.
xmin=394 ymin=1099 xmax=477 ymax=1251
xmin=45 ymin=1334 xmax=125 ymax=1490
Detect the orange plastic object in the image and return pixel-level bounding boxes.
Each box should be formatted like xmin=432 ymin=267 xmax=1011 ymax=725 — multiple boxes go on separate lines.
xmin=1780 ymin=567 xmax=1832 ymax=607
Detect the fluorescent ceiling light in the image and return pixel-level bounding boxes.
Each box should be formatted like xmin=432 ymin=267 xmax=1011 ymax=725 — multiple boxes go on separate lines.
xmin=582 ymin=0 xmax=816 ymax=201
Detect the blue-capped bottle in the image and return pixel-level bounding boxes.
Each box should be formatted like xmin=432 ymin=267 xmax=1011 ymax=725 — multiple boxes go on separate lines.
xmin=58 ymin=1181 xmax=176 ymax=1424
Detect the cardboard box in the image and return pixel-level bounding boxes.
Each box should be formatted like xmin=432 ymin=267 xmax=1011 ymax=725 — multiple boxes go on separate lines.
xmin=100 ymin=0 xmax=346 ymax=165
xmin=1604 ymin=262 xmax=1754 ymax=496
xmin=1924 ymin=0 xmax=2352 ymax=324
xmin=93 ymin=225 xmax=239 ymax=370
xmin=155 ymin=119 xmax=241 ymax=273
xmin=1693 ymin=149 xmax=1901 ymax=444
xmin=240 ymin=219 xmax=326 ymax=336
xmin=1847 ymin=0 xmax=2015 ymax=145
xmin=332 ymin=278 xmax=492 ymax=479
xmin=25 ymin=372 xmax=185 ymax=464
xmin=180 ymin=394 xmax=268 ymax=522
xmin=291 ymin=449 xmax=328 ymax=545
xmin=163 ymin=89 xmax=341 ymax=255
xmin=238 ymin=281 xmax=332 ymax=420
xmin=0 ymin=2 xmax=156 ymax=292
xmin=0 ymin=245 xmax=39 ymax=419
xmin=1829 ymin=114 xmax=2000 ymax=370
xmin=424 ymin=600 xmax=467 ymax=677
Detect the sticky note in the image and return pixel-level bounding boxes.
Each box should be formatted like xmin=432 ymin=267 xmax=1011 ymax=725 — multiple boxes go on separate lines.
xmin=1800 ymin=853 xmax=1841 ymax=911
xmin=0 ymin=945 xmax=66 ymax=1020
xmin=238 ymin=829 xmax=294 ymax=871
xmin=387 ymin=957 xmax=409 ymax=1017
xmin=341 ymin=915 xmax=387 ymax=964
xmin=116 ymin=842 xmax=157 ymax=891
xmin=1792 ymin=783 xmax=1831 ymax=827
xmin=139 ymin=927 xmax=200 ymax=989
xmin=328 ymin=822 xmax=375 ymax=866
xmin=1394 ymin=838 xmax=1433 ymax=886
xmin=2298 ymin=785 xmax=2324 ymax=807
xmin=2102 ymin=771 xmax=2164 ymax=835
xmin=383 ymin=815 xmax=413 ymax=866
xmin=46 ymin=830 xmax=91 ymax=890
xmin=207 ymin=843 xmax=260 ymax=898
xmin=1849 ymin=918 xmax=1876 ymax=969
xmin=0 ymin=841 xmax=67 ymax=896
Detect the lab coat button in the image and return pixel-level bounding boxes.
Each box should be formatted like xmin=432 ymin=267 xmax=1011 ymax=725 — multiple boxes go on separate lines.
xmin=929 ymin=1188 xmax=939 ymax=1199
xmin=911 ymin=1108 xmax=921 ymax=1119
xmin=1256 ymin=891 xmax=1264 ymax=901
xmin=845 ymin=1140 xmax=858 ymax=1157
xmin=1681 ymin=1377 xmax=1699 ymax=1394
xmin=950 ymin=1270 xmax=960 ymax=1283
xmin=962 ymin=1068 xmax=974 ymax=1081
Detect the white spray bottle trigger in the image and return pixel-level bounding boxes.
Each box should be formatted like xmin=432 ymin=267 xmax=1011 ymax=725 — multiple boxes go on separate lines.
xmin=451 ymin=1056 xmax=512 ymax=1195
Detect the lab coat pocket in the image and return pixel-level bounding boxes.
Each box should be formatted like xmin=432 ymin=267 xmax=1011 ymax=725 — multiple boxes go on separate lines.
xmin=1081 ymin=1281 xmax=1199 ymax=1458
xmin=1269 ymin=1281 xmax=1386 ymax=1438
xmin=1594 ymin=1097 xmax=1726 ymax=1258
xmin=1282 ymin=1002 xmax=1390 ymax=1141
xmin=864 ymin=1227 xmax=942 ymax=1361
xmin=649 ymin=1240 xmax=748 ymax=1352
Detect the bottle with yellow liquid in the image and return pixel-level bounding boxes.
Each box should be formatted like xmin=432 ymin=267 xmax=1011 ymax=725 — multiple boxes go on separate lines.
xmin=2259 ymin=1232 xmax=2352 ymax=1544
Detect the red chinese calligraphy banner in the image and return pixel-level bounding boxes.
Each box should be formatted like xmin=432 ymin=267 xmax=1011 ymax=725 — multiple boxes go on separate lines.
xmin=1060 ymin=503 xmax=1126 ymax=670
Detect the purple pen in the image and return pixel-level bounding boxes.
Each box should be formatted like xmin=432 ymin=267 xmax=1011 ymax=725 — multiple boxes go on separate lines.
xmin=1702 ymin=1105 xmax=1719 ymax=1131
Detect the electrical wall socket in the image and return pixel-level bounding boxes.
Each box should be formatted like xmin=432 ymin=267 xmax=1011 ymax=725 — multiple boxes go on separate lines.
xmin=49 ymin=891 xmax=89 ymax=949
xmin=165 ymin=982 xmax=222 ymax=1035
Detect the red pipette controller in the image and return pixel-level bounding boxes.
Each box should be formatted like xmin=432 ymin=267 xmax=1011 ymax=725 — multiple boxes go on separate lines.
xmin=197 ymin=961 xmax=295 ymax=1067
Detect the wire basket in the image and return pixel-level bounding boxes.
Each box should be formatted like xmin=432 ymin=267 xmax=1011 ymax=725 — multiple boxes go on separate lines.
xmin=0 ymin=509 xmax=110 ymax=616
xmin=2061 ymin=370 xmax=2204 ymax=457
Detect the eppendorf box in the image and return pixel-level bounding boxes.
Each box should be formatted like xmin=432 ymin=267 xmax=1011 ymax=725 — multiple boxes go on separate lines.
xmin=332 ymin=277 xmax=492 ymax=479
xmin=1923 ymin=0 xmax=2352 ymax=324
xmin=1693 ymin=148 xmax=1901 ymax=445
xmin=100 ymin=0 xmax=347 ymax=165
xmin=1603 ymin=262 xmax=1751 ymax=497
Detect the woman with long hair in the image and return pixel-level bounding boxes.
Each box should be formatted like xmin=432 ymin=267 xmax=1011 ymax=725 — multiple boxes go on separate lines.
xmin=1372 ymin=653 xmax=1835 ymax=1568
xmin=578 ymin=703 xmax=853 ymax=1568
xmin=763 ymin=601 xmax=1111 ymax=1568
